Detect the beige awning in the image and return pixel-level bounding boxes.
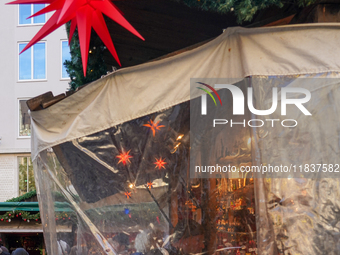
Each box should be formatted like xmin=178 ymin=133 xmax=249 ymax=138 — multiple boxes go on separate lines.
xmin=30 ymin=23 xmax=340 ymax=160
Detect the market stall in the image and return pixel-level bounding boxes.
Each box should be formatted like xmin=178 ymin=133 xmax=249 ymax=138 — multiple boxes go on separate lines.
xmin=29 ymin=24 xmax=340 ymax=255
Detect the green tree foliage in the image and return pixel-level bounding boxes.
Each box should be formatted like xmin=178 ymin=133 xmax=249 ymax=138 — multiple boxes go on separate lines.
xmin=63 ymin=23 xmax=108 ymax=91
xmin=180 ymin=0 xmax=316 ymax=23
xmin=63 ymin=0 xmax=316 ymax=88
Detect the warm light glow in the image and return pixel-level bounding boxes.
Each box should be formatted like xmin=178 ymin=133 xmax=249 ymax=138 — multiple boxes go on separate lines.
xmin=176 ymin=134 xmax=184 ymax=140
xmin=129 ymin=184 xmax=134 ymax=188
xmin=116 ymin=150 xmax=133 ymax=165
xmin=154 ymin=157 xmax=167 ymax=170
xmin=171 ymin=142 xmax=181 ymax=154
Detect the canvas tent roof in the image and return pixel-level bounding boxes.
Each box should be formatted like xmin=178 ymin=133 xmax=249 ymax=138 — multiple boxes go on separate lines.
xmin=30 ymin=23 xmax=340 ymax=160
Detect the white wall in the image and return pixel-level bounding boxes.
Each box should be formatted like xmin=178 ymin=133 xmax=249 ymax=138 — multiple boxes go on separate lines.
xmin=0 ymin=155 xmax=17 ymax=201
xmin=0 ymin=0 xmax=71 ymax=200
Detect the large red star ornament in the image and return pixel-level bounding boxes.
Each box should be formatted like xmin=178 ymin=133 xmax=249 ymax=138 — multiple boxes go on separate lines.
xmin=7 ymin=0 xmax=144 ymax=76
xmin=143 ymin=120 xmax=165 ymax=137
xmin=116 ymin=150 xmax=133 ymax=165
xmin=154 ymin=157 xmax=167 ymax=170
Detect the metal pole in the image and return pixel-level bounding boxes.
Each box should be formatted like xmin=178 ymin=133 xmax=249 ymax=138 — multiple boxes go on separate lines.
xmin=27 ymin=157 xmax=29 ymax=193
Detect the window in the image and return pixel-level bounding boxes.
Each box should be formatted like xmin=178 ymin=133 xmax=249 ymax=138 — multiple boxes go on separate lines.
xmin=19 ymin=42 xmax=46 ymax=80
xmin=19 ymin=4 xmax=45 ymax=25
xmin=19 ymin=100 xmax=31 ymax=137
xmin=18 ymin=156 xmax=35 ymax=196
xmin=61 ymin=41 xmax=71 ymax=79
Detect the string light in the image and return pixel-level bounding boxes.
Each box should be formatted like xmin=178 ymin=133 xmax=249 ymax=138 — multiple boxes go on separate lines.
xmin=176 ymin=134 xmax=184 ymax=140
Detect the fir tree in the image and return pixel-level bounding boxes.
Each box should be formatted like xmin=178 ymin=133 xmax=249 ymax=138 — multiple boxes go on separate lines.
xmin=179 ymin=0 xmax=316 ymax=23
xmin=63 ymin=22 xmax=108 ymax=91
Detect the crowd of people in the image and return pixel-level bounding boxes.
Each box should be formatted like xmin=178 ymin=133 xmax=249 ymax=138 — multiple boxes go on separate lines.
xmin=110 ymin=219 xmax=204 ymax=255
xmin=0 ymin=219 xmax=205 ymax=255
xmin=0 ymin=243 xmax=29 ymax=255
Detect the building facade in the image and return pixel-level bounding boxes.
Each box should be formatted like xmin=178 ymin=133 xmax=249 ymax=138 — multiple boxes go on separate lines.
xmin=0 ymin=0 xmax=70 ymax=202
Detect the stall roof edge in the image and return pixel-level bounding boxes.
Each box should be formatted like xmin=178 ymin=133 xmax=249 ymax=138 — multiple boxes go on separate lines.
xmin=27 ymin=36 xmax=220 ymax=112
xmin=27 ymin=11 xmax=340 ymax=112
xmin=25 ymin=4 xmax=309 ymax=112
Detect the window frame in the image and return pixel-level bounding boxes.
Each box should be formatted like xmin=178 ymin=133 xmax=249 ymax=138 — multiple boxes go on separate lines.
xmin=18 ymin=4 xmax=46 ymax=26
xmin=61 ymin=40 xmax=71 ymax=80
xmin=18 ymin=98 xmax=31 ymax=138
xmin=18 ymin=41 xmax=47 ymax=82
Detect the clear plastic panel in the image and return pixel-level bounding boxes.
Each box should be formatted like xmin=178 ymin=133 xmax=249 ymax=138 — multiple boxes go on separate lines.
xmin=33 ymin=73 xmax=340 ymax=255
xmin=34 ymin=101 xmax=257 ymax=255
xmin=251 ymin=74 xmax=340 ymax=255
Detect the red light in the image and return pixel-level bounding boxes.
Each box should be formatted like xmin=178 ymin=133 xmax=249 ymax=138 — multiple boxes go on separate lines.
xmin=117 ymin=150 xmax=133 ymax=165
xmin=154 ymin=157 xmax=167 ymax=170
xmin=143 ymin=120 xmax=165 ymax=137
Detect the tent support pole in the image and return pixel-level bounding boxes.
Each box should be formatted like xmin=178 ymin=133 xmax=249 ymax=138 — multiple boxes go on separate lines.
xmin=144 ymin=185 xmax=174 ymax=229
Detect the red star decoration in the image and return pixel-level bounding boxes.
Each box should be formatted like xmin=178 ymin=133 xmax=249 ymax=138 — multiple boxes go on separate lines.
xmin=143 ymin=120 xmax=165 ymax=137
xmin=124 ymin=192 xmax=131 ymax=199
xmin=6 ymin=0 xmax=144 ymax=76
xmin=154 ymin=157 xmax=167 ymax=170
xmin=116 ymin=150 xmax=133 ymax=165
xmin=147 ymin=182 xmax=154 ymax=189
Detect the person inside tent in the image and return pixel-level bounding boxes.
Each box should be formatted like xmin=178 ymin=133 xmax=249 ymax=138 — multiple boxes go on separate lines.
xmin=0 ymin=241 xmax=9 ymax=255
xmin=108 ymin=233 xmax=130 ymax=255
xmin=11 ymin=248 xmax=29 ymax=255
xmin=162 ymin=219 xmax=205 ymax=255
xmin=0 ymin=247 xmax=10 ymax=255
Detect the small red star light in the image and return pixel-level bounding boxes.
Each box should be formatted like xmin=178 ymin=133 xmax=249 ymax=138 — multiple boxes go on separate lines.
xmin=116 ymin=150 xmax=133 ymax=165
xmin=147 ymin=182 xmax=154 ymax=189
xmin=154 ymin=157 xmax=167 ymax=170
xmin=143 ymin=120 xmax=165 ymax=137
xmin=125 ymin=192 xmax=131 ymax=199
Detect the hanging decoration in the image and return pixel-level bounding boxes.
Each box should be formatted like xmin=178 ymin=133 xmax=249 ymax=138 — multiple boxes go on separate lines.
xmin=154 ymin=157 xmax=167 ymax=170
xmin=116 ymin=150 xmax=133 ymax=165
xmin=124 ymin=191 xmax=132 ymax=199
xmin=147 ymin=182 xmax=154 ymax=189
xmin=55 ymin=212 xmax=75 ymax=222
xmin=6 ymin=0 xmax=144 ymax=76
xmin=0 ymin=211 xmax=40 ymax=222
xmin=143 ymin=120 xmax=165 ymax=137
